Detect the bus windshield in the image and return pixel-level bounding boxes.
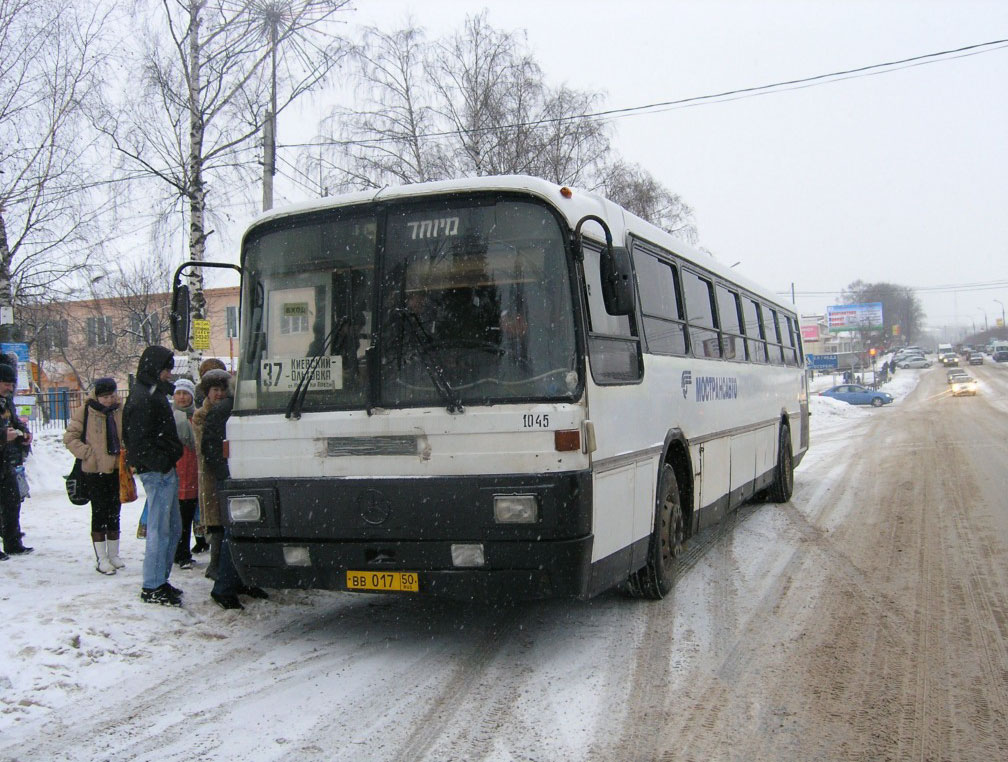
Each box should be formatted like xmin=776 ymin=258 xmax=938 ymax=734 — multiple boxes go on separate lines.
xmin=235 ymin=197 xmax=579 ymax=413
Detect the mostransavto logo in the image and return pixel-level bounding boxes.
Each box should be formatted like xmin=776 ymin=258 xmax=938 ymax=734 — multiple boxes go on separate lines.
xmin=694 ymin=376 xmax=738 ymax=402
xmin=681 ymin=370 xmax=692 ymax=399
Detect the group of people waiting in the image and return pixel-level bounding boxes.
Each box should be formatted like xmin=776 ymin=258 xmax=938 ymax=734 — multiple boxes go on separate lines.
xmin=62 ymin=346 xmax=266 ymax=610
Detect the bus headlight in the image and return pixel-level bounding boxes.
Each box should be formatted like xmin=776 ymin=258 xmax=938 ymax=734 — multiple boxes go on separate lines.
xmin=451 ymin=543 xmax=485 ymax=567
xmin=283 ymin=545 xmax=311 ymax=567
xmin=493 ymin=494 xmax=539 ymax=524
xmin=228 ymin=495 xmax=262 ymax=522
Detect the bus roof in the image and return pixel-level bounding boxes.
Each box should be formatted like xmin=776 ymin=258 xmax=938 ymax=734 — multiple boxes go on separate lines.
xmin=246 ymin=175 xmax=793 ymax=314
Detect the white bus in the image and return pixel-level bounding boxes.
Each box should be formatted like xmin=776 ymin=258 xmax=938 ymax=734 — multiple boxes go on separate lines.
xmin=172 ymin=175 xmax=809 ymax=600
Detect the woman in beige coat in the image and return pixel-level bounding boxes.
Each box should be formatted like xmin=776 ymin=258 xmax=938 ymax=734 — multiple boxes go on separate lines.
xmin=64 ymin=378 xmax=125 ymax=574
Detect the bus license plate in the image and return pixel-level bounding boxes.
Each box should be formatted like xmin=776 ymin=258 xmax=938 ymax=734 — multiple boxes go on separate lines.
xmin=346 ymin=571 xmax=419 ymax=593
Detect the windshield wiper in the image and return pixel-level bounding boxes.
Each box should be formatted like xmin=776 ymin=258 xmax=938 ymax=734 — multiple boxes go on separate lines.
xmin=393 ymin=307 xmax=464 ymax=414
xmin=286 ymin=315 xmax=349 ymax=420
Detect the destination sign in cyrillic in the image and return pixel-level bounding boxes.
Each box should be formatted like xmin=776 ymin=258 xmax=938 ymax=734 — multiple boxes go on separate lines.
xmin=259 ymin=355 xmax=342 ymax=392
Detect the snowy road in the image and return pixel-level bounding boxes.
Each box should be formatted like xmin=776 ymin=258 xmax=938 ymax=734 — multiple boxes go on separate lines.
xmin=2 ymin=365 xmax=1007 ymax=761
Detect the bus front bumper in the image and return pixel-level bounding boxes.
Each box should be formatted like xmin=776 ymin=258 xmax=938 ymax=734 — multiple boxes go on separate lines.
xmin=228 ymin=535 xmax=595 ymax=600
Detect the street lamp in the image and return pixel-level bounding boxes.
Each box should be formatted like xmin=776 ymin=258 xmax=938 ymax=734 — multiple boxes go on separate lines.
xmin=995 ymin=299 xmax=1005 ymax=330
xmin=977 ymin=307 xmax=988 ymax=332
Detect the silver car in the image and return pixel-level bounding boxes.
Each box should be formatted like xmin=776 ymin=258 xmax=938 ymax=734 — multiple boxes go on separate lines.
xmin=897 ymin=356 xmax=931 ymax=368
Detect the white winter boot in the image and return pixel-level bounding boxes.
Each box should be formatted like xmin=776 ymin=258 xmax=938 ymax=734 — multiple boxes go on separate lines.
xmin=94 ymin=541 xmax=116 ymax=575
xmin=106 ymin=538 xmax=125 ymax=569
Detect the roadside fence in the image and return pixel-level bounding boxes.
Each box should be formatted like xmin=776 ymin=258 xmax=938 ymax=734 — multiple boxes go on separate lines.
xmin=25 ymin=389 xmax=85 ymax=435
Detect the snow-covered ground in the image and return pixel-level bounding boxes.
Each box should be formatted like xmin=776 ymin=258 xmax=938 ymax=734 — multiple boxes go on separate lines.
xmin=0 ymin=368 xmax=922 ymax=758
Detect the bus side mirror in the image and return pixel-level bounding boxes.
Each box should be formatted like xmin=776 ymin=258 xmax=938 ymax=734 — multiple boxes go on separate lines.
xmin=600 ymin=247 xmax=634 ymax=316
xmin=170 ymin=283 xmax=191 ymax=351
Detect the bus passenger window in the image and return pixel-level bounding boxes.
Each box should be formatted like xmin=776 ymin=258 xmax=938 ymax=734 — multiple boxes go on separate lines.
xmin=632 ymin=249 xmax=688 ymax=356
xmin=715 ymin=284 xmax=745 ymax=361
xmin=743 ymin=298 xmax=768 ymax=363
xmin=681 ymin=269 xmax=720 ymax=359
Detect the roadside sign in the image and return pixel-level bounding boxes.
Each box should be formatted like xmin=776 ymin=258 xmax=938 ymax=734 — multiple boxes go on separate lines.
xmin=807 ymin=353 xmax=839 ymax=370
xmin=1 ymin=342 xmax=31 ymax=390
xmin=192 ymin=319 xmax=211 ymax=350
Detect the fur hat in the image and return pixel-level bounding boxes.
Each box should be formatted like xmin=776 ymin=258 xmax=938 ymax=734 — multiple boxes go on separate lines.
xmin=199 ymin=358 xmax=227 ymax=378
xmin=199 ymin=368 xmax=231 ymax=395
xmin=0 ymin=363 xmax=16 ymax=383
xmin=94 ymin=377 xmax=117 ymax=396
xmin=173 ymin=377 xmax=196 ymax=399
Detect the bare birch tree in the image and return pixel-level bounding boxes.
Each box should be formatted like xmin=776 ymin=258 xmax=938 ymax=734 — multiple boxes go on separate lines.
xmin=600 ymin=160 xmax=699 ymax=243
xmin=314 ymin=14 xmax=611 ymax=192
xmin=0 ymin=0 xmax=110 ymax=341
xmin=316 ymin=24 xmax=448 ymax=191
xmin=96 ymin=0 xmax=349 ymax=359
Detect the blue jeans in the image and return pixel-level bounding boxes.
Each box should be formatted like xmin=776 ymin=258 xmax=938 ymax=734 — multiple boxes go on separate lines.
xmin=139 ymin=470 xmax=181 ymax=590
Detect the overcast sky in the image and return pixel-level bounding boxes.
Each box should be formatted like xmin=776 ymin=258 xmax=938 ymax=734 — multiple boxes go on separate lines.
xmin=273 ymin=0 xmax=1008 ymax=337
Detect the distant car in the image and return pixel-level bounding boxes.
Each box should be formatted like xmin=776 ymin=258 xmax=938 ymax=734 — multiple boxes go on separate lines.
xmin=968 ymin=352 xmax=984 ymax=365
xmin=820 ymin=384 xmax=894 ymax=407
xmin=940 ymin=353 xmax=959 ymax=367
xmin=897 ymin=356 xmax=931 ymax=368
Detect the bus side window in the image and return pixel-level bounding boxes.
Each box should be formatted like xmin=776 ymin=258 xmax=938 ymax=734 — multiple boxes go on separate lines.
xmin=583 ymin=245 xmax=642 ymax=384
xmin=715 ymin=284 xmax=745 ymax=361
xmin=781 ymin=314 xmax=798 ymax=366
xmin=681 ymin=268 xmax=721 ymax=359
xmin=743 ymin=298 xmax=768 ymax=363
xmin=767 ymin=307 xmax=786 ymax=364
xmin=632 ymin=248 xmax=689 ymax=356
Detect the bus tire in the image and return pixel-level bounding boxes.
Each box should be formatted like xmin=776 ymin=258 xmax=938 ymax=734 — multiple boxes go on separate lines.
xmin=631 ymin=464 xmax=684 ymax=599
xmin=768 ymin=424 xmax=794 ymax=503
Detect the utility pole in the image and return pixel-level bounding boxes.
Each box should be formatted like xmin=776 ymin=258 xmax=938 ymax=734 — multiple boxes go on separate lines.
xmin=995 ymin=299 xmax=1005 ymax=329
xmin=262 ymin=111 xmax=274 ymax=211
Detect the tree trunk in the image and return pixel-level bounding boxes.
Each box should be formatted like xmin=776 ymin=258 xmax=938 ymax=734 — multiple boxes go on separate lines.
xmin=186 ymin=0 xmax=206 ymax=371
xmin=0 ymin=209 xmax=18 ymax=342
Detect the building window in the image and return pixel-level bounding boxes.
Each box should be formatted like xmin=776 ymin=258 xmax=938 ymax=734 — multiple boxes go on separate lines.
xmin=130 ymin=314 xmax=156 ymax=344
xmin=226 ymin=305 xmax=239 ymax=338
xmin=41 ymin=320 xmax=69 ymax=350
xmin=86 ymin=316 xmax=112 ymax=346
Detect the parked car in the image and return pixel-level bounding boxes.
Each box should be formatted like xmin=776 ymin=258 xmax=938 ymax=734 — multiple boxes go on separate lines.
xmin=897 ymin=356 xmax=931 ymax=369
xmin=820 ymin=384 xmax=894 ymax=407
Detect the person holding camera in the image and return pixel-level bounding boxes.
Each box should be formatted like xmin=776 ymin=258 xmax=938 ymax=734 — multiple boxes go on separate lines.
xmin=0 ymin=361 xmax=32 ymax=558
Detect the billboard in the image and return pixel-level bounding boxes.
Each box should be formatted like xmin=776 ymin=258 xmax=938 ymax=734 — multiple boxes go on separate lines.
xmin=826 ymin=303 xmax=884 ymax=333
xmin=800 ymin=324 xmax=820 ymax=341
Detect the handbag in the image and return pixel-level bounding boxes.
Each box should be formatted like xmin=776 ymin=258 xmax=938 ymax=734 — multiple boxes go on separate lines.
xmin=65 ymin=406 xmax=90 ymax=506
xmin=119 ymin=448 xmax=137 ymax=503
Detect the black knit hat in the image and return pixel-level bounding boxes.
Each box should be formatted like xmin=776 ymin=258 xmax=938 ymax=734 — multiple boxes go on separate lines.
xmin=0 ymin=363 xmax=16 ymax=383
xmin=94 ymin=377 xmax=117 ymax=396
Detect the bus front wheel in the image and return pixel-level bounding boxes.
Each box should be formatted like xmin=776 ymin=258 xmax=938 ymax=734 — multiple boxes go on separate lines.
xmin=630 ymin=464 xmax=684 ymax=600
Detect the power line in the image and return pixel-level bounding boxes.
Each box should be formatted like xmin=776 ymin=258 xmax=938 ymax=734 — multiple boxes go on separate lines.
xmin=784 ymin=279 xmax=1008 ymax=297
xmin=278 ymin=38 xmax=1008 ymax=150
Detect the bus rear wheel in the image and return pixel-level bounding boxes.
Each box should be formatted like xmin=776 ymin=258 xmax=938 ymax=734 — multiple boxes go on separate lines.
xmin=630 ymin=464 xmax=684 ymax=599
xmin=768 ymin=424 xmax=794 ymax=503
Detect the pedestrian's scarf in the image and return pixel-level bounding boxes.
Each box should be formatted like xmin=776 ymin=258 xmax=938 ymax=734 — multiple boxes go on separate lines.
xmin=87 ymin=398 xmax=121 ymax=455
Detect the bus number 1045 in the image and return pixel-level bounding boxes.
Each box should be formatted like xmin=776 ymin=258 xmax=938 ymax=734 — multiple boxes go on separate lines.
xmin=522 ymin=414 xmax=550 ymax=428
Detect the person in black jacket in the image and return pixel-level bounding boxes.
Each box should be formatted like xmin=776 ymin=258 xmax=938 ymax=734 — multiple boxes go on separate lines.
xmin=0 ymin=361 xmax=32 ymax=558
xmin=123 ymin=346 xmax=184 ymax=606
